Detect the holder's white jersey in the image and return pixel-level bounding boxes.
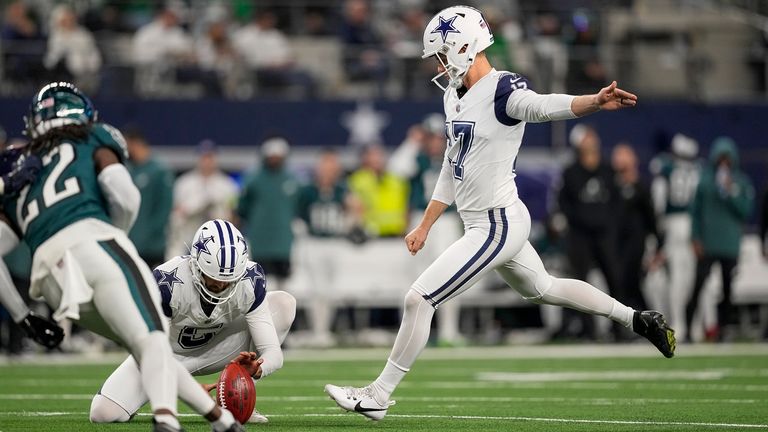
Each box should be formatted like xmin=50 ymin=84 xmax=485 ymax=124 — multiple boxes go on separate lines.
xmin=433 ymin=69 xmax=575 ymax=213
xmin=153 ymin=255 xmax=266 ymax=355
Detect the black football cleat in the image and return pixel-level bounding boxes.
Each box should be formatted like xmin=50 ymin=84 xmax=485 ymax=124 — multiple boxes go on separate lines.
xmin=633 ymin=310 xmax=676 ymax=358
xmin=152 ymin=418 xmax=185 ymax=432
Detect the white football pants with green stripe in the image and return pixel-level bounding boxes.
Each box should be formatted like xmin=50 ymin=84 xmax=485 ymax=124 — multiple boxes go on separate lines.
xmin=32 ymin=219 xmax=216 ymax=421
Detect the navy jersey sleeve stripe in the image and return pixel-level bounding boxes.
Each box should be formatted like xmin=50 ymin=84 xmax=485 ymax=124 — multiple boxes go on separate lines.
xmin=494 ymin=73 xmax=531 ymax=126
xmin=249 ymin=284 xmax=267 ymax=312
xmin=248 ymin=263 xmax=267 ymax=312
xmin=152 ymin=269 xmax=173 ymax=318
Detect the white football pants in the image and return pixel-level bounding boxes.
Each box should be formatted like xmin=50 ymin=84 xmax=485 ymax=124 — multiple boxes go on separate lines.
xmin=90 ymin=291 xmax=294 ymax=421
xmin=662 ymin=214 xmax=696 ymax=340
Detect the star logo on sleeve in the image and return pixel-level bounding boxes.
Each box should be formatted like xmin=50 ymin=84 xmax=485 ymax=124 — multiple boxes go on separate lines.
xmin=431 ymin=16 xmax=460 ymax=43
xmin=193 ymin=234 xmax=214 ymax=256
xmin=243 ymin=264 xmax=264 ymax=288
xmin=155 ymin=267 xmax=183 ymax=292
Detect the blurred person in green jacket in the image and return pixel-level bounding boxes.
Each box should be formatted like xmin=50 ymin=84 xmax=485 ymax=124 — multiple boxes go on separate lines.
xmin=125 ymin=128 xmax=174 ymax=269
xmin=237 ymin=137 xmax=299 ymax=290
xmin=685 ymin=137 xmax=755 ymax=342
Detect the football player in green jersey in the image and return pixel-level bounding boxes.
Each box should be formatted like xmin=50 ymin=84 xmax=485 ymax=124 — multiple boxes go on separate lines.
xmin=0 ymin=82 xmax=244 ymax=432
xmin=650 ymin=133 xmax=701 ymax=340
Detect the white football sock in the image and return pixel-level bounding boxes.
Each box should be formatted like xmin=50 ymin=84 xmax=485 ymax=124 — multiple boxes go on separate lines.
xmin=539 ymin=278 xmax=634 ymax=328
xmin=154 ymin=413 xmax=181 ymax=430
xmin=371 ymin=289 xmax=434 ymax=404
xmin=174 ymin=359 xmax=216 ymax=416
xmin=211 ymin=408 xmax=236 ymax=432
xmin=139 ymin=332 xmax=178 ymax=415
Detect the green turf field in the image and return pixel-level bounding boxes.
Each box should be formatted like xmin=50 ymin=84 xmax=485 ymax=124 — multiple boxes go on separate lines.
xmin=0 ymin=344 xmax=766 ymax=431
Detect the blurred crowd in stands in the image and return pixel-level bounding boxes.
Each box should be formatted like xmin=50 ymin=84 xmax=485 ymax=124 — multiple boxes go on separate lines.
xmin=1 ymin=113 xmax=766 ymax=353
xmin=0 ymin=0 xmax=640 ymax=99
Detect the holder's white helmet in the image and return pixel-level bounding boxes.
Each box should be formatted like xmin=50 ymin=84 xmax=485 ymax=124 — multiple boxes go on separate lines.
xmin=189 ymin=219 xmax=249 ymax=305
xmin=422 ymin=5 xmax=494 ymax=91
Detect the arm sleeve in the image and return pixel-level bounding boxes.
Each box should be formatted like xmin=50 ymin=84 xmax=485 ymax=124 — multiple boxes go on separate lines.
xmin=430 ymin=157 xmax=455 ymax=206
xmin=506 ymin=90 xmax=576 ymax=123
xmin=0 ymin=221 xmax=27 ymax=322
xmin=245 ymin=303 xmax=283 ymax=379
xmin=98 ymin=163 xmax=141 ymax=232
xmin=497 ymin=74 xmax=575 ymax=124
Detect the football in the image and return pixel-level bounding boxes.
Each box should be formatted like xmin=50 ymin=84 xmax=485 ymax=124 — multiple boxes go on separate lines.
xmin=216 ymin=362 xmax=256 ymax=424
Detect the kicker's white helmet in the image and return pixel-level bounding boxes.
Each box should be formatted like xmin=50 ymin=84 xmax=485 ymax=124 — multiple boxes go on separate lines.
xmin=189 ymin=219 xmax=249 ymax=305
xmin=422 ymin=5 xmax=494 ymax=91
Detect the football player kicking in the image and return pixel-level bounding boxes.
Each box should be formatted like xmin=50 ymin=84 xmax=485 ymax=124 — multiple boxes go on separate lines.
xmin=90 ymin=219 xmax=296 ymax=425
xmin=326 ymin=5 xmax=675 ymax=420
xmin=0 ymin=82 xmax=244 ymax=432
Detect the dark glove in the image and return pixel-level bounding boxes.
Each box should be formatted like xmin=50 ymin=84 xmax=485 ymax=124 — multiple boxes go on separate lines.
xmin=0 ymin=153 xmax=42 ymax=195
xmin=0 ymin=147 xmax=23 ymax=174
xmin=18 ymin=311 xmax=65 ymax=349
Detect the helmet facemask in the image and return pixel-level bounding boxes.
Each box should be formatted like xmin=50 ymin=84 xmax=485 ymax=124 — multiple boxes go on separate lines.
xmin=424 ymin=40 xmax=478 ymax=91
xmin=190 ymin=258 xmax=242 ymax=306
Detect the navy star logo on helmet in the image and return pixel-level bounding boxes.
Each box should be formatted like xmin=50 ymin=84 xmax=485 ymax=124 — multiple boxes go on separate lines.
xmin=193 ymin=234 xmax=214 ymax=256
xmin=431 ymin=15 xmax=460 ymax=43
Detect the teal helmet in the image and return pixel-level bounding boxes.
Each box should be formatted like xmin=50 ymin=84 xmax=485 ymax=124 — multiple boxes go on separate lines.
xmin=24 ymin=82 xmax=97 ymax=139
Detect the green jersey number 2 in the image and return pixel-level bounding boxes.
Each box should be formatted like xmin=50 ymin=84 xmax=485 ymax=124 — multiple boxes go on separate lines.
xmin=17 ymin=143 xmax=81 ymax=232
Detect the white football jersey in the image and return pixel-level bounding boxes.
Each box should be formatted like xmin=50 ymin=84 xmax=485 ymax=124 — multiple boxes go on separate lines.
xmin=434 ymin=69 xmax=574 ymax=213
xmin=152 ymin=255 xmax=267 ymax=355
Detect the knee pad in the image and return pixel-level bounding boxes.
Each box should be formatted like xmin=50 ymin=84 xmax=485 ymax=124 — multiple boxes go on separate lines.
xmin=90 ymin=394 xmax=132 ymax=423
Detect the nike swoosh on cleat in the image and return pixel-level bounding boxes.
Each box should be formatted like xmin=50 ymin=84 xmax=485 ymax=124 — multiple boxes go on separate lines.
xmin=354 ymin=401 xmax=387 ymax=413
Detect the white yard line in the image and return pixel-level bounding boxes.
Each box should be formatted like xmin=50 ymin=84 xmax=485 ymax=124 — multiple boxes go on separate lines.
xmin=0 ymin=394 xmax=93 ymax=400
xmin=0 ymin=394 xmax=760 ymax=405
xmin=1 ymin=411 xmax=765 ymax=429
xmin=476 ymin=370 xmax=728 ymax=381
xmin=2 ymin=380 xmax=767 ymax=392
